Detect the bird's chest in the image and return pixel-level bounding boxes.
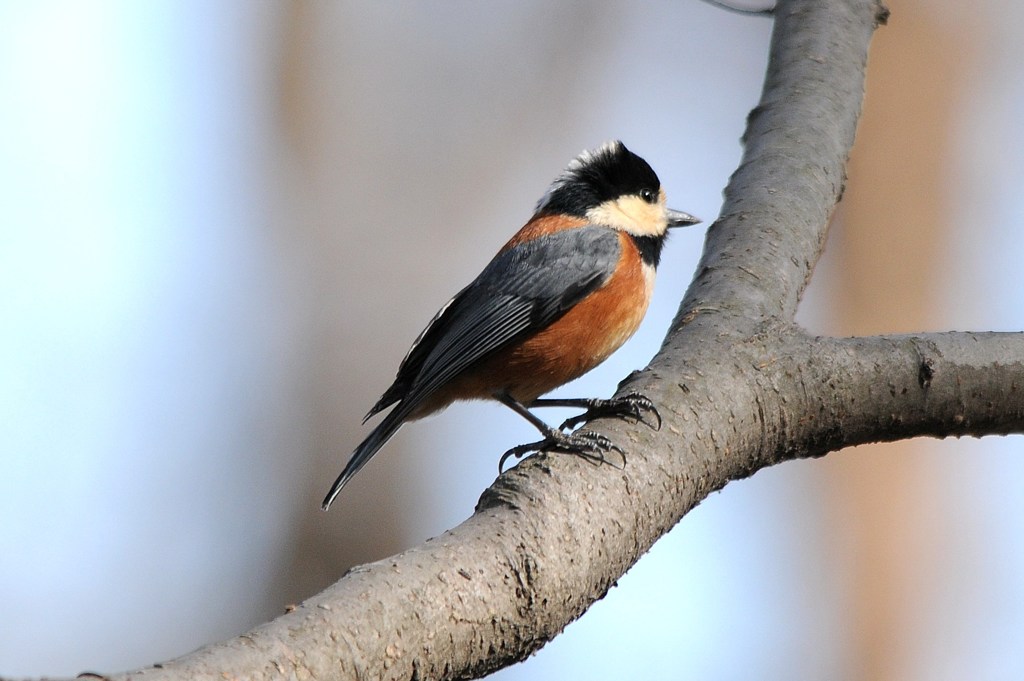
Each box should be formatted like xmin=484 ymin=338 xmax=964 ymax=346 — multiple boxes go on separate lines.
xmin=555 ymin=251 xmax=655 ymax=363
xmin=501 ymin=238 xmax=656 ymax=399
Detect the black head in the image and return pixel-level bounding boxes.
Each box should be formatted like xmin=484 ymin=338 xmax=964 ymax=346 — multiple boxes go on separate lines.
xmin=535 ymin=140 xmax=663 ymax=218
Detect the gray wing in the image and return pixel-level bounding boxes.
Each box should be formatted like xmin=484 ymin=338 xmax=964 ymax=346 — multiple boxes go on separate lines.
xmin=367 ymin=225 xmax=621 ymax=417
xmin=326 ymin=225 xmax=620 ymax=510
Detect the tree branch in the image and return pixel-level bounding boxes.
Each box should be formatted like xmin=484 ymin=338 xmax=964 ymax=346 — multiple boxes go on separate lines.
xmin=788 ymin=332 xmax=1024 ymax=452
xmin=682 ymin=0 xmax=886 ymax=328
xmin=13 ymin=1 xmax=1023 ymax=680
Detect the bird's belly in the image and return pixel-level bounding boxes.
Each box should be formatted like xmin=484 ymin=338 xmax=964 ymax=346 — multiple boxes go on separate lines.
xmin=426 ymin=256 xmax=656 ymax=409
xmin=413 ymin=241 xmax=659 ymax=413
xmin=502 ymin=295 xmax=647 ymax=401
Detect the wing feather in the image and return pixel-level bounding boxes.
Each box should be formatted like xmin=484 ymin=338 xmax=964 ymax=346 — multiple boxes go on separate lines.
xmin=369 ymin=225 xmax=621 ymax=418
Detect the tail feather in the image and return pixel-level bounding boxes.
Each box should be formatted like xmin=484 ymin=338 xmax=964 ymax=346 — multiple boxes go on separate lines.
xmin=321 ymin=404 xmax=412 ymax=511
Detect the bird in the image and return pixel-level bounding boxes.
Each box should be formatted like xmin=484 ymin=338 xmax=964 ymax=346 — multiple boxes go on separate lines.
xmin=322 ymin=140 xmax=699 ymax=510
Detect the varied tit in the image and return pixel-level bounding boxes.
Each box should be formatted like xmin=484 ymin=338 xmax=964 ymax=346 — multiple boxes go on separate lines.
xmin=322 ymin=140 xmax=699 ymax=510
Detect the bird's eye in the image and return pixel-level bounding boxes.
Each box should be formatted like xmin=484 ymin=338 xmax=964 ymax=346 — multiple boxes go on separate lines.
xmin=640 ymin=188 xmax=657 ymax=204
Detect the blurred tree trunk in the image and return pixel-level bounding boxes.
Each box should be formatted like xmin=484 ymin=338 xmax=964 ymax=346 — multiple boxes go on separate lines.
xmin=819 ymin=3 xmax=977 ymax=677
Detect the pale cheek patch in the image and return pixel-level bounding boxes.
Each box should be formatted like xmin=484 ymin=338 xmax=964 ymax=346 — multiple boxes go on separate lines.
xmin=586 ymin=195 xmax=668 ymax=238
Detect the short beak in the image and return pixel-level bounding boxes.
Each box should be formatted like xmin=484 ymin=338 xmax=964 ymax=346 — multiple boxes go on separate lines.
xmin=666 ymin=208 xmax=701 ymax=228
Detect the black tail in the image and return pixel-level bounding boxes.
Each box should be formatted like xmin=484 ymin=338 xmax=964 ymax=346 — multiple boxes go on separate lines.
xmin=321 ymin=403 xmax=413 ymax=510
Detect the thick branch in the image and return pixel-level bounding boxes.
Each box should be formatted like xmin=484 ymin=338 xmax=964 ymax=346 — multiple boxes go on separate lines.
xmin=777 ymin=332 xmax=1024 ymax=455
xmin=677 ymin=0 xmax=886 ymax=330
xmin=663 ymin=330 xmax=1024 ymax=484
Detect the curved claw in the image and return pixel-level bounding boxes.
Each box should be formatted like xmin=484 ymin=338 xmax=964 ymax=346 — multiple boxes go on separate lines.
xmin=559 ymin=392 xmax=662 ymax=432
xmin=498 ymin=442 xmax=534 ymax=474
xmin=498 ymin=429 xmax=625 ymax=474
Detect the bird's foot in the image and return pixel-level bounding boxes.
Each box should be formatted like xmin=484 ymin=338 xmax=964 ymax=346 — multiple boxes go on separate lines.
xmin=498 ymin=429 xmax=624 ymax=474
xmin=558 ymin=392 xmax=662 ymax=432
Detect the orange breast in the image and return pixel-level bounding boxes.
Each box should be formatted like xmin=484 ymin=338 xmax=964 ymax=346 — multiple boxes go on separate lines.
xmin=416 ymin=230 xmax=654 ymax=413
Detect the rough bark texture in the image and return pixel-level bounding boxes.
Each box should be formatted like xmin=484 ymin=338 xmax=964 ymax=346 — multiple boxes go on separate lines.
xmin=9 ymin=1 xmax=1024 ymax=680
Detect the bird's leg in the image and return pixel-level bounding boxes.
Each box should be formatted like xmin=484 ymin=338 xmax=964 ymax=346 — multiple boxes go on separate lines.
xmin=529 ymin=392 xmax=662 ymax=432
xmin=493 ymin=392 xmax=624 ymax=473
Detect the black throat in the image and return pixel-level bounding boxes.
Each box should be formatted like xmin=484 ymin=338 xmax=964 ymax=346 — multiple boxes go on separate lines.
xmin=630 ymin=233 xmax=668 ymax=268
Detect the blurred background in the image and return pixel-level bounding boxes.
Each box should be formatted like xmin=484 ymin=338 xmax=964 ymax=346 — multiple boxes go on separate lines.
xmin=2 ymin=1 xmax=1023 ymax=679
